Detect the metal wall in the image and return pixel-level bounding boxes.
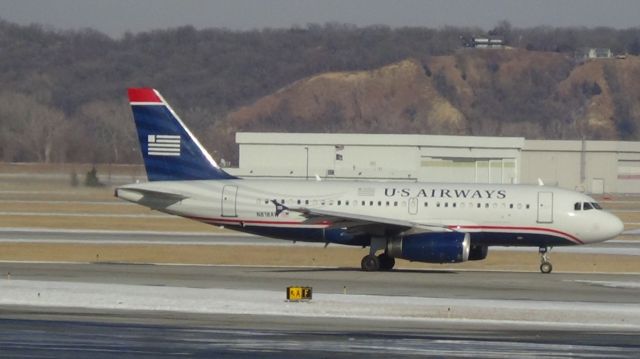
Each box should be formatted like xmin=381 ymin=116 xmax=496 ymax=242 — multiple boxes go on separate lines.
xmin=228 ymin=133 xmax=640 ymax=193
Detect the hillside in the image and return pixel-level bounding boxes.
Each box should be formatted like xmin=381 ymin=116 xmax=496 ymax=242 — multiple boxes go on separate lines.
xmin=1 ymin=20 xmax=640 ymax=164
xmin=211 ymin=50 xmax=640 ymax=160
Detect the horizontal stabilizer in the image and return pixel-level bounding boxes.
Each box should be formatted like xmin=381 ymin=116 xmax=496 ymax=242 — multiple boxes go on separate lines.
xmin=116 ymin=188 xmax=187 ymax=210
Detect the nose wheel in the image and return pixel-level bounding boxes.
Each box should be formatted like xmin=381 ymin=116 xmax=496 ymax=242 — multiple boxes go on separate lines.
xmin=539 ymin=247 xmax=553 ymax=274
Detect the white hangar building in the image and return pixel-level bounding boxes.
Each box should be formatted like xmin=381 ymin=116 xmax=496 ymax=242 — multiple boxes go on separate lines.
xmin=226 ymin=133 xmax=640 ymax=194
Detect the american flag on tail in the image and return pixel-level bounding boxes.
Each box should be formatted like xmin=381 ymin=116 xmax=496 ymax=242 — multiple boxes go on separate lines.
xmin=147 ymin=134 xmax=181 ymax=156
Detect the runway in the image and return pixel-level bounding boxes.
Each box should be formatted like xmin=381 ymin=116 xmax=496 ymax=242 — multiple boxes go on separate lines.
xmin=0 ymin=227 xmax=639 ymax=255
xmin=1 ymin=226 xmax=640 ymax=357
xmin=3 ymin=261 xmax=640 ymax=303
xmin=0 ymin=262 xmax=639 ymax=357
xmin=1 ymin=312 xmax=639 ymax=358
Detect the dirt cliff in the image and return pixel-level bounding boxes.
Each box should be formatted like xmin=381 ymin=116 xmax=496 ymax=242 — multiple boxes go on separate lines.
xmin=210 ymin=49 xmax=640 ymax=161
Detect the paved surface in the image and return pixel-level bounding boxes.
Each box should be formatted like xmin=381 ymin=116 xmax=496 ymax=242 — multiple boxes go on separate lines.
xmin=1 ymin=310 xmax=639 ymax=358
xmin=1 ymin=263 xmax=640 ymax=357
xmin=1 ymin=262 xmax=639 ymax=303
xmin=0 ymin=228 xmax=639 ymax=255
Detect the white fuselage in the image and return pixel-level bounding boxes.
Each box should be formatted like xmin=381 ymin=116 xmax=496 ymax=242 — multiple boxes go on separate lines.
xmin=117 ymin=179 xmax=624 ymax=247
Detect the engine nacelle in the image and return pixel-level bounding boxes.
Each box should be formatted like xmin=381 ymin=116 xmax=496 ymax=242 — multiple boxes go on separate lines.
xmin=469 ymin=245 xmax=488 ymax=261
xmin=388 ymin=232 xmax=470 ymax=263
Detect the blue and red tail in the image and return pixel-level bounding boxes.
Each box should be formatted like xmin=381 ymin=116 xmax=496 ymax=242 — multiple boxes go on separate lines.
xmin=128 ymin=88 xmax=236 ymax=181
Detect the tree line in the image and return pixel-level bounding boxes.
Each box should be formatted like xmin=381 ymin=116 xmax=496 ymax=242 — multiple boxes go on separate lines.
xmin=0 ymin=19 xmax=638 ymax=163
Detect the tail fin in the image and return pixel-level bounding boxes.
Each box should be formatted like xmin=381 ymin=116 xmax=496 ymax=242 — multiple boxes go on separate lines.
xmin=128 ymin=88 xmax=236 ymax=181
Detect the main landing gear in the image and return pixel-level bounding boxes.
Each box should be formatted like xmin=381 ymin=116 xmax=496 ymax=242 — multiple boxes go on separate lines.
xmin=360 ymin=253 xmax=395 ymax=271
xmin=361 ymin=237 xmax=395 ymax=271
xmin=539 ymin=246 xmax=553 ymax=274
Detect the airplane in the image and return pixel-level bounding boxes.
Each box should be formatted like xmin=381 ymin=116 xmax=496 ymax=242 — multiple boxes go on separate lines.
xmin=116 ymin=88 xmax=625 ymax=274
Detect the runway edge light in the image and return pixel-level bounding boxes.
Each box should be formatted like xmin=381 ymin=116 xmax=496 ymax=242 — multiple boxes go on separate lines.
xmin=286 ymin=286 xmax=312 ymax=301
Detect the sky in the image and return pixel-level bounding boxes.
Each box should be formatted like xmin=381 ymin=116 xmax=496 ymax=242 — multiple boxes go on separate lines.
xmin=0 ymin=0 xmax=639 ymax=38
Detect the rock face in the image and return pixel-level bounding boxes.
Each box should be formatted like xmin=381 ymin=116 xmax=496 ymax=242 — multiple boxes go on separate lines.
xmin=211 ymin=50 xmax=640 ymax=162
xmin=224 ymin=58 xmax=467 ymax=134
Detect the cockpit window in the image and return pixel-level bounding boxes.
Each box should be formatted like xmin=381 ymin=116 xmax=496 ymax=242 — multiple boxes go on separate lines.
xmin=583 ymin=202 xmax=593 ymax=210
xmin=574 ymin=202 xmax=581 ymax=211
xmin=591 ymin=202 xmax=602 ymax=210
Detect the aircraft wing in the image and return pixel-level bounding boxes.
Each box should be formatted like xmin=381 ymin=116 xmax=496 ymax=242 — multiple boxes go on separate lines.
xmin=285 ymin=206 xmax=453 ymax=235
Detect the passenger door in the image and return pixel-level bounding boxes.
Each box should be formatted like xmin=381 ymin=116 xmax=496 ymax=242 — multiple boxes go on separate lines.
xmin=221 ymin=185 xmax=238 ymax=217
xmin=537 ymin=191 xmax=553 ymax=223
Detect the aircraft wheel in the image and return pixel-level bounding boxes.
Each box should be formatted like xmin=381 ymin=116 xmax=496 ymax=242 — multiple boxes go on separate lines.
xmin=377 ymin=253 xmax=395 ymax=271
xmin=540 ymin=261 xmax=553 ymax=274
xmin=361 ymin=254 xmax=380 ymax=271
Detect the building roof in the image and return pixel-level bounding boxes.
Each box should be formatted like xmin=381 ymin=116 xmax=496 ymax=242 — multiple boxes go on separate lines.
xmin=236 ymin=132 xmax=525 ymax=149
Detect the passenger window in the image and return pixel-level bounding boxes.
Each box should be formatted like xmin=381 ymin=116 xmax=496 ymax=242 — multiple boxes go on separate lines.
xmin=424 ymin=202 xmax=428 ymax=207
xmin=485 ymin=203 xmax=489 ymax=208
xmin=437 ymin=202 xmax=441 ymax=207
xmin=337 ymin=200 xmax=341 ymax=206
xmin=370 ymin=201 xmax=374 ymax=206
xmin=583 ymin=202 xmax=593 ymax=210
xmin=509 ymin=204 xmax=514 ymax=209
xmin=476 ymin=203 xmax=481 ymax=208
xmin=452 ymin=203 xmax=457 ymax=208
xmin=394 ymin=201 xmax=398 ymax=207
xmin=574 ymin=202 xmax=581 ymax=211
xmin=444 ymin=202 xmax=449 ymax=208
xmin=305 ymin=200 xmax=309 ymax=205
xmin=362 ymin=201 xmax=366 ymax=206
xmin=526 ymin=204 xmax=530 ymax=209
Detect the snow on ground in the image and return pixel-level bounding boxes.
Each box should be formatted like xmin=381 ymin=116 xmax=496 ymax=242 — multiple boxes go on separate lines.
xmin=573 ymin=280 xmax=640 ymax=289
xmin=1 ymin=279 xmax=639 ymax=330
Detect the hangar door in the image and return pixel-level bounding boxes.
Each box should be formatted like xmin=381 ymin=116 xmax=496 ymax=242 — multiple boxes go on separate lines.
xmin=221 ymin=185 xmax=238 ymax=217
xmin=537 ymin=191 xmax=553 ymax=223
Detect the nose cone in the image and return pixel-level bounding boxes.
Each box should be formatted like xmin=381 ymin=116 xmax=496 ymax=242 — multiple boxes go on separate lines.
xmin=602 ymin=213 xmax=624 ymax=241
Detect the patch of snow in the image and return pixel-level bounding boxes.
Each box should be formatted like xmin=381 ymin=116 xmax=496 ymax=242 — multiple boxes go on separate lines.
xmin=1 ymin=279 xmax=639 ymax=330
xmin=573 ymin=280 xmax=640 ymax=289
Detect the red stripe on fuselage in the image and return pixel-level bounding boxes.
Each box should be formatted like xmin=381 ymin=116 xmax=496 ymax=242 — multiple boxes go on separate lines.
xmin=448 ymin=225 xmax=583 ymax=244
xmin=128 ymin=88 xmax=162 ymax=103
xmin=182 ymin=214 xmax=582 ymax=244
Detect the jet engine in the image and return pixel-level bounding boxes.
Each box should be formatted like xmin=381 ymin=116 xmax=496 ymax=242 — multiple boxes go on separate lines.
xmin=387 ymin=232 xmax=470 ymax=263
xmin=469 ymin=245 xmax=488 ymax=261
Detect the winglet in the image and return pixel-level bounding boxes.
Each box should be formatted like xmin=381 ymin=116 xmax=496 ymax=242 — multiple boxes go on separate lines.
xmin=537 ymin=178 xmax=544 ymax=186
xmin=271 ymin=199 xmax=289 ymax=217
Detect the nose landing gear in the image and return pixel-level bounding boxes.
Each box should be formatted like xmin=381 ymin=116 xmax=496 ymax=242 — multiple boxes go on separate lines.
xmin=539 ymin=246 xmax=553 ymax=274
